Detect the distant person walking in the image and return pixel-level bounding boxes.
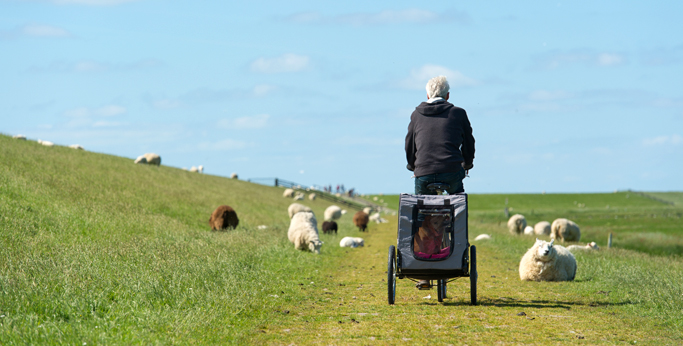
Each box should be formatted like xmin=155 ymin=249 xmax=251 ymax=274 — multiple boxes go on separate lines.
xmin=405 ymin=75 xmax=475 ymax=195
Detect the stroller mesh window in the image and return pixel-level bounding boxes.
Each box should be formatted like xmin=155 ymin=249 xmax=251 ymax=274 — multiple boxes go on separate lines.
xmin=412 ymin=208 xmax=453 ymax=260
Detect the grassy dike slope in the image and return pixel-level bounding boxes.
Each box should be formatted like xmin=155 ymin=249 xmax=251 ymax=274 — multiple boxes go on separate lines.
xmin=2 ymin=134 xmax=682 ymax=344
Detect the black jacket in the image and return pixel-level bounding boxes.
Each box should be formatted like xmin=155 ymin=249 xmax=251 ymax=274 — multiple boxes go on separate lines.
xmin=405 ymin=100 xmax=475 ymax=177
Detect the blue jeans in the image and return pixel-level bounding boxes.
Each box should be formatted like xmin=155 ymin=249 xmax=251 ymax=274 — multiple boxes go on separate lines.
xmin=414 ymin=170 xmax=466 ymax=195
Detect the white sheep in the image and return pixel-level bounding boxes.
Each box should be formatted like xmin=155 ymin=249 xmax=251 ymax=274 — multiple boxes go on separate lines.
xmin=507 ymin=214 xmax=527 ymax=235
xmin=257 ymin=225 xmax=268 ymax=230
xmin=341 ymin=210 xmax=347 ymax=215
xmin=363 ymin=207 xmax=373 ymax=215
xmin=369 ymin=212 xmax=388 ymax=224
xmin=13 ymin=134 xmax=26 ymax=140
xmin=68 ymin=144 xmax=84 ymax=150
xmin=288 ymin=211 xmax=323 ymax=254
xmin=293 ymin=192 xmax=305 ymax=200
xmin=567 ymin=242 xmax=599 ymax=252
xmin=288 ymin=203 xmax=312 ymax=219
xmin=324 ymin=205 xmax=342 ymax=221
xmin=519 ymin=238 xmax=577 ymax=281
xmin=134 ymin=153 xmax=161 ymax=166
xmin=190 ymin=166 xmax=198 ymax=172
xmin=551 ymin=218 xmax=581 ymax=242
xmin=339 ymin=237 xmax=364 ymax=248
xmin=308 ymin=193 xmax=316 ymax=200
xmin=524 ymin=226 xmax=535 ymax=235
xmin=37 ymin=139 xmax=54 ymax=147
xmin=474 ymin=234 xmax=491 ymax=241
xmin=231 ymin=173 xmax=238 ymax=179
xmin=534 ymin=221 xmax=551 ymax=236
xmin=198 ymin=165 xmax=203 ymax=173
xmin=283 ymin=188 xmax=295 ymax=198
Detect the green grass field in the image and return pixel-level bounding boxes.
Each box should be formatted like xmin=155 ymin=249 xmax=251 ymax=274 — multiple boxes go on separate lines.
xmin=2 ymin=134 xmax=682 ymax=344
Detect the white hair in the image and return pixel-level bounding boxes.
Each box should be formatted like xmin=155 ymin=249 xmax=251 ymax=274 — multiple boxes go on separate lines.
xmin=425 ymin=76 xmax=450 ymax=99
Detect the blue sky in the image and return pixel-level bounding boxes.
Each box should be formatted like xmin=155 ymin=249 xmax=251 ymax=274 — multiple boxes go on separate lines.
xmin=2 ymin=0 xmax=682 ymax=194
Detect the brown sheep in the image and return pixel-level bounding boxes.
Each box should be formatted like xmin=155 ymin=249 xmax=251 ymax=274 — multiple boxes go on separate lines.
xmin=353 ymin=211 xmax=369 ymax=232
xmin=322 ymin=221 xmax=338 ymax=234
xmin=209 ymin=205 xmax=239 ymax=231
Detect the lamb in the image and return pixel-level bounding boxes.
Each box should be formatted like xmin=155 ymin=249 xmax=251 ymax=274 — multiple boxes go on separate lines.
xmin=288 ymin=211 xmax=323 ymax=254
xmin=288 ymin=203 xmax=312 ymax=219
xmin=534 ymin=221 xmax=551 ymax=236
xmin=474 ymin=234 xmax=491 ymax=241
xmin=37 ymin=139 xmax=54 ymax=147
xmin=353 ymin=211 xmax=369 ymax=232
xmin=208 ymin=205 xmax=239 ymax=231
xmin=324 ymin=205 xmax=342 ymax=221
xmin=322 ymin=221 xmax=338 ymax=234
xmin=519 ymin=239 xmax=577 ymax=281
xmin=551 ymin=218 xmax=581 ymax=242
xmin=68 ymin=144 xmax=84 ymax=150
xmin=507 ymin=214 xmax=527 ymax=235
xmin=369 ymin=212 xmax=388 ymax=224
xmin=524 ymin=226 xmax=535 ymax=235
xmin=13 ymin=134 xmax=26 ymax=140
xmin=567 ymin=242 xmax=599 ymax=252
xmin=134 ymin=153 xmax=161 ymax=166
xmin=283 ymin=188 xmax=295 ymax=198
xmin=339 ymin=237 xmax=364 ymax=248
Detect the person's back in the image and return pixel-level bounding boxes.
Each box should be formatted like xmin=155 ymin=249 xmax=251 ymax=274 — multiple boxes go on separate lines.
xmin=405 ymin=75 xmax=475 ymax=195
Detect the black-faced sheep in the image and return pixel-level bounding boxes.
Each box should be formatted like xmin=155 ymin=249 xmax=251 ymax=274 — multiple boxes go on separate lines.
xmin=551 ymin=218 xmax=581 ymax=242
xmin=519 ymin=239 xmax=577 ymax=281
xmin=353 ymin=211 xmax=369 ymax=232
xmin=288 ymin=211 xmax=323 ymax=254
xmin=209 ymin=205 xmax=239 ymax=231
xmin=322 ymin=221 xmax=338 ymax=234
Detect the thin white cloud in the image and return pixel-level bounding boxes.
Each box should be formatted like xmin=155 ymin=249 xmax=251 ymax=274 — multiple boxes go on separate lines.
xmin=217 ymin=114 xmax=270 ymax=130
xmin=28 ymin=59 xmax=162 ymax=73
xmin=1 ymin=23 xmax=72 ymax=39
xmin=253 ymin=84 xmax=277 ymax=96
xmin=285 ymin=9 xmax=470 ymax=26
xmin=63 ymin=105 xmax=127 ymax=118
xmin=39 ymin=0 xmax=139 ymax=5
xmin=152 ymin=99 xmax=182 ymax=110
xmin=398 ymin=64 xmax=478 ymax=90
xmin=250 ymin=54 xmax=310 ymax=73
xmin=198 ymin=139 xmax=248 ymax=151
xmin=642 ymin=135 xmax=682 ymax=146
xmin=92 ymin=121 xmax=126 ymax=127
xmin=533 ymin=49 xmax=627 ymax=69
xmin=597 ymin=53 xmax=624 ymax=66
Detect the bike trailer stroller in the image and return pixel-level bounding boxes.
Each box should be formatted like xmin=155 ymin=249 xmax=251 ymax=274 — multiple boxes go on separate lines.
xmin=387 ymin=193 xmax=477 ymax=304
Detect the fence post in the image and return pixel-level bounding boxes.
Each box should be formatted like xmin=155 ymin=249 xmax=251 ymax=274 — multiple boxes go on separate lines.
xmin=275 ymin=178 xmax=278 ymax=187
xmin=608 ymin=233 xmax=613 ymax=248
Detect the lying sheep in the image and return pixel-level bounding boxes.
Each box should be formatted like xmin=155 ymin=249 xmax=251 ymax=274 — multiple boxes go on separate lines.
xmin=324 ymin=205 xmax=342 ymax=222
xmin=293 ymin=192 xmax=305 ymax=201
xmin=369 ymin=212 xmax=389 ymax=224
xmin=308 ymin=193 xmax=316 ymax=201
xmin=288 ymin=203 xmax=312 ymax=219
xmin=567 ymin=242 xmax=599 ymax=252
xmin=340 ymin=237 xmax=364 ymax=248
xmin=209 ymin=205 xmax=239 ymax=231
xmin=524 ymin=226 xmax=534 ymax=235
xmin=190 ymin=166 xmax=198 ymax=172
xmin=13 ymin=134 xmax=26 ymax=140
xmin=341 ymin=210 xmax=347 ymax=215
xmin=507 ymin=214 xmax=527 ymax=235
xmin=288 ymin=211 xmax=323 ymax=254
xmin=37 ymin=139 xmax=54 ymax=147
xmin=283 ymin=188 xmax=295 ymax=198
xmin=474 ymin=234 xmax=491 ymax=241
xmin=519 ymin=239 xmax=577 ymax=281
xmin=551 ymin=218 xmax=581 ymax=242
xmin=322 ymin=221 xmax=338 ymax=234
xmin=134 ymin=153 xmax=161 ymax=166
xmin=353 ymin=211 xmax=369 ymax=232
xmin=534 ymin=221 xmax=551 ymax=236
xmin=68 ymin=144 xmax=84 ymax=150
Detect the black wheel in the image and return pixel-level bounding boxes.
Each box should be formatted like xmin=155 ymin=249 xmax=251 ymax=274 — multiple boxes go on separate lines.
xmin=470 ymin=245 xmax=477 ymax=305
xmin=388 ymin=245 xmax=396 ymax=305
xmin=437 ymin=279 xmax=446 ymax=302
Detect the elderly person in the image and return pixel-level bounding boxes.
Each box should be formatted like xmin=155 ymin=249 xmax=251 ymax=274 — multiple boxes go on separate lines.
xmin=405 ymin=75 xmax=475 ymax=195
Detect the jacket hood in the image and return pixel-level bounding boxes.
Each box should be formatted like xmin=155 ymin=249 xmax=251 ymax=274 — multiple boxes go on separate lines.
xmin=415 ymin=101 xmax=453 ymax=116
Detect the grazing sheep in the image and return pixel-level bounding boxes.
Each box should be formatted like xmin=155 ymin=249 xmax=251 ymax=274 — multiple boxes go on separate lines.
xmin=322 ymin=221 xmax=338 ymax=234
xmin=198 ymin=165 xmax=203 ymax=173
xmin=134 ymin=153 xmax=161 ymax=166
xmin=209 ymin=205 xmax=239 ymax=231
xmin=288 ymin=203 xmax=312 ymax=219
xmin=534 ymin=221 xmax=551 ymax=236
xmin=283 ymin=188 xmax=295 ymax=198
xmin=474 ymin=234 xmax=491 ymax=241
xmin=341 ymin=209 xmax=347 ymax=215
xmin=324 ymin=205 xmax=342 ymax=221
xmin=567 ymin=242 xmax=599 ymax=252
xmin=339 ymin=237 xmax=364 ymax=248
xmin=308 ymin=193 xmax=316 ymax=200
xmin=353 ymin=211 xmax=369 ymax=232
xmin=551 ymin=218 xmax=581 ymax=242
xmin=190 ymin=166 xmax=198 ymax=172
xmin=37 ymin=139 xmax=54 ymax=147
xmin=507 ymin=214 xmax=527 ymax=235
xmin=519 ymin=239 xmax=577 ymax=282
xmin=363 ymin=207 xmax=373 ymax=215
xmin=231 ymin=173 xmax=238 ymax=179
xmin=293 ymin=192 xmax=305 ymax=201
xmin=13 ymin=134 xmax=26 ymax=140
xmin=524 ymin=226 xmax=535 ymax=235
xmin=68 ymin=144 xmax=84 ymax=150
xmin=288 ymin=211 xmax=323 ymax=254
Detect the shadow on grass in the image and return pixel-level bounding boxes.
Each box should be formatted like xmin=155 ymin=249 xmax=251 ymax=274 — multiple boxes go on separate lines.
xmin=438 ymin=297 xmax=635 ymax=309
